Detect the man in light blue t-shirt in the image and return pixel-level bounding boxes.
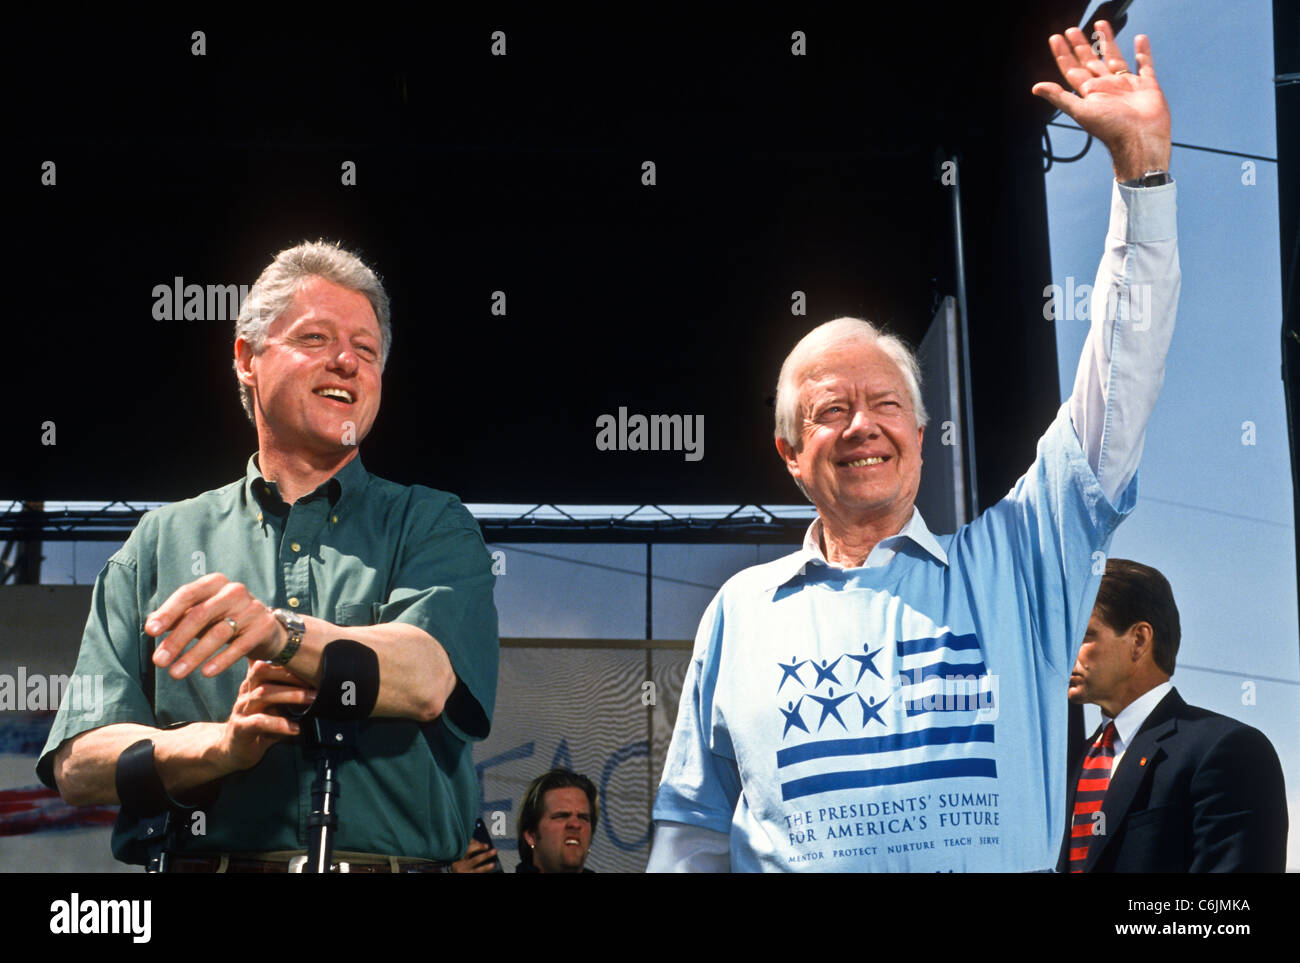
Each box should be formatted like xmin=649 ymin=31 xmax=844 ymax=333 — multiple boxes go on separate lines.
xmin=650 ymin=21 xmax=1181 ymax=871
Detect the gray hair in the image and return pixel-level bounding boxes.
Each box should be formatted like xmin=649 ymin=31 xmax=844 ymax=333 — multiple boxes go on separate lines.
xmin=775 ymin=316 xmax=928 ymax=449
xmin=234 ymin=240 xmax=391 ymax=421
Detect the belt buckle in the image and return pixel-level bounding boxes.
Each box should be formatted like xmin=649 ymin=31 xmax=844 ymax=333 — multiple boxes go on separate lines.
xmin=286 ymin=855 xmax=351 ymax=873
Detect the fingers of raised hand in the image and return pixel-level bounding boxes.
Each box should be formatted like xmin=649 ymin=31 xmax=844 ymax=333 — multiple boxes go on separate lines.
xmin=1134 ymin=35 xmax=1157 ymax=79
xmin=191 ymin=604 xmax=280 ymax=679
xmin=1052 ymin=23 xmax=1140 ymax=91
xmin=1064 ymin=27 xmax=1106 ymax=77
xmin=1087 ymin=21 xmax=1131 ymax=74
xmin=152 ymin=582 xmax=271 ymax=677
xmin=145 ymin=572 xmax=230 ymax=637
xmin=1047 ymin=34 xmax=1099 ymax=95
xmin=1056 ymin=26 xmax=1105 ymax=77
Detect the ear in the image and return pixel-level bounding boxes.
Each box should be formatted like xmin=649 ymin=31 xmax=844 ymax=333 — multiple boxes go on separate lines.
xmin=234 ymin=336 xmax=258 ymax=388
xmin=522 ymin=830 xmax=536 ymax=849
xmin=775 ymin=436 xmax=801 ymax=478
xmin=1128 ymin=621 xmax=1155 ymax=664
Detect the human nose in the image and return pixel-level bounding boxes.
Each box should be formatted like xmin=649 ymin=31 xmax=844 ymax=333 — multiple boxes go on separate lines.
xmin=843 ymin=406 xmax=877 ymax=438
xmin=327 ymin=342 xmax=359 ymax=374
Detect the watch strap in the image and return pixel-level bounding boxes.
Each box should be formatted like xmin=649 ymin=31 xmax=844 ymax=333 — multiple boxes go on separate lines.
xmin=269 ymin=608 xmax=305 ymax=666
xmin=1121 ymin=169 xmax=1171 ymax=189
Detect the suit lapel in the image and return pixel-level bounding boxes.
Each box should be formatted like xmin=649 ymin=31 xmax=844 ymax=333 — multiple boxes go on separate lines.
xmin=1085 ymin=689 xmax=1185 ymax=871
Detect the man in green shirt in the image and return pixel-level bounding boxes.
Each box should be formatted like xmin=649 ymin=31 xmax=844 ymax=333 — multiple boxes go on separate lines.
xmin=37 ymin=241 xmax=500 ymax=870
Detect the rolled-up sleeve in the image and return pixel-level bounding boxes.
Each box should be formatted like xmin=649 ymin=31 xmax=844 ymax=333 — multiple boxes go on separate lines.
xmin=378 ymin=492 xmax=500 ymax=742
xmin=36 ymin=546 xmax=155 ymax=790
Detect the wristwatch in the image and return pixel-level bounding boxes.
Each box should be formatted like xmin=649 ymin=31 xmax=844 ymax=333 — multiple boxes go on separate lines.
xmin=1121 ymin=169 xmax=1171 ymax=188
xmin=269 ymin=608 xmax=305 ymax=666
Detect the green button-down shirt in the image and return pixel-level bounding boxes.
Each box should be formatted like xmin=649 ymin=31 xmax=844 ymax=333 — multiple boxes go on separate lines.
xmin=38 ymin=455 xmax=499 ymax=863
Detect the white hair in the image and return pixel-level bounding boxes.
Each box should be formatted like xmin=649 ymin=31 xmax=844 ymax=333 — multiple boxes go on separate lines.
xmin=773 ymin=318 xmax=927 ymax=502
xmin=774 ymin=316 xmax=928 ymax=450
xmin=234 ymin=240 xmax=391 ymax=421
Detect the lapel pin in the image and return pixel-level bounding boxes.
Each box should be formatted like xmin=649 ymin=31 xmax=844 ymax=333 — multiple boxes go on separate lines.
xmin=1139 ymin=757 xmax=1147 ymax=766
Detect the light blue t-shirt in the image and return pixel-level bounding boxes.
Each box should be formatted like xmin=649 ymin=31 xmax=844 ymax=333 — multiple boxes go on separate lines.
xmin=654 ymin=404 xmax=1135 ymax=871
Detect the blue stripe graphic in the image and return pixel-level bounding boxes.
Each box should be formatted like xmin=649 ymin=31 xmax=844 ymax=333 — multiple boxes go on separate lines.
xmin=776 ymin=724 xmax=995 ymax=768
xmin=904 ymin=696 xmax=996 ymax=717
xmin=898 ymin=660 xmax=989 ymax=683
xmin=895 ymin=632 xmax=981 ymax=657
xmin=780 ymin=758 xmax=998 ymax=801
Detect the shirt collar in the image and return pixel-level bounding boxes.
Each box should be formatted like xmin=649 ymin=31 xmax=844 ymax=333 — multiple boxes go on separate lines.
xmin=766 ymin=506 xmax=949 ymax=589
xmin=1104 ymin=680 xmax=1174 ymax=755
xmin=244 ymin=452 xmax=369 ymax=515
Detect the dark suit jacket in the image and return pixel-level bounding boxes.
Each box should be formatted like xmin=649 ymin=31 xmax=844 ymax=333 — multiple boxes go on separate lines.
xmin=1057 ymin=688 xmax=1288 ymax=872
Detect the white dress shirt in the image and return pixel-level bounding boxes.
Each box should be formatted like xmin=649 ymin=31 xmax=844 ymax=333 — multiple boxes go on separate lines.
xmin=1099 ymin=680 xmax=1175 ymax=773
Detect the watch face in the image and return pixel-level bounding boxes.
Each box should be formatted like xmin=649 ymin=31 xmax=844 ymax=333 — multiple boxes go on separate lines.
xmin=275 ymin=608 xmax=304 ymax=632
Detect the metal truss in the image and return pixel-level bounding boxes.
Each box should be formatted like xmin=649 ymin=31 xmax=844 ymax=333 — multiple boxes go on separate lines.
xmin=0 ymin=501 xmax=816 ymax=545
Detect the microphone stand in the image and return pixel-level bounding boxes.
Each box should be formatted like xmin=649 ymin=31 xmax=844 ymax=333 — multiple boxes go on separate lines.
xmin=293 ymin=639 xmax=380 ymax=874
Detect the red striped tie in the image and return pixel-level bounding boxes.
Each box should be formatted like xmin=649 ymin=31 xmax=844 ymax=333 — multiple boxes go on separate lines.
xmin=1068 ymin=722 xmax=1116 ymax=872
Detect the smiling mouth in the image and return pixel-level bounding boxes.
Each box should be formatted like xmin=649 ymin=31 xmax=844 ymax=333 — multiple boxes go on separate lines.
xmin=314 ymin=387 xmax=355 ymax=404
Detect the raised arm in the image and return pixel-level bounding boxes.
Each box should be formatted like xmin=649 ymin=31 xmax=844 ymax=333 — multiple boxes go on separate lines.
xmin=1035 ymin=22 xmax=1179 ymax=502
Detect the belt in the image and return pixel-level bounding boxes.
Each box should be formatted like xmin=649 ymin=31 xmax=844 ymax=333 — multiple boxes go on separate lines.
xmin=165 ymin=854 xmax=454 ymax=873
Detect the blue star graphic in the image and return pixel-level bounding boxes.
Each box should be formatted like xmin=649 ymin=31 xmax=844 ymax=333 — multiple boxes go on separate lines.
xmin=807 ymin=688 xmax=852 ymax=732
xmin=780 ymin=698 xmax=809 ymax=737
xmin=810 ymin=656 xmax=843 ymax=687
xmin=776 ymin=657 xmax=808 ymax=693
xmin=847 ymin=645 xmax=884 ymax=683
xmin=856 ymin=692 xmax=892 ymax=729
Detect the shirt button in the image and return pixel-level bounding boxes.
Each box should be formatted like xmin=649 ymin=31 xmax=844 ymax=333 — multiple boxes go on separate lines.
xmin=287 ymin=597 xmax=300 ymax=608
xmin=291 ymin=542 xmax=301 ymax=552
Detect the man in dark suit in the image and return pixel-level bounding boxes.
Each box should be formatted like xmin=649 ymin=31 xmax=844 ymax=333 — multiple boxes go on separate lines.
xmin=1059 ymin=559 xmax=1288 ymax=872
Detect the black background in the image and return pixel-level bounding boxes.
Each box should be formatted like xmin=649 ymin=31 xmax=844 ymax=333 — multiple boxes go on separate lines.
xmin=11 ymin=6 xmax=1090 ymax=505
